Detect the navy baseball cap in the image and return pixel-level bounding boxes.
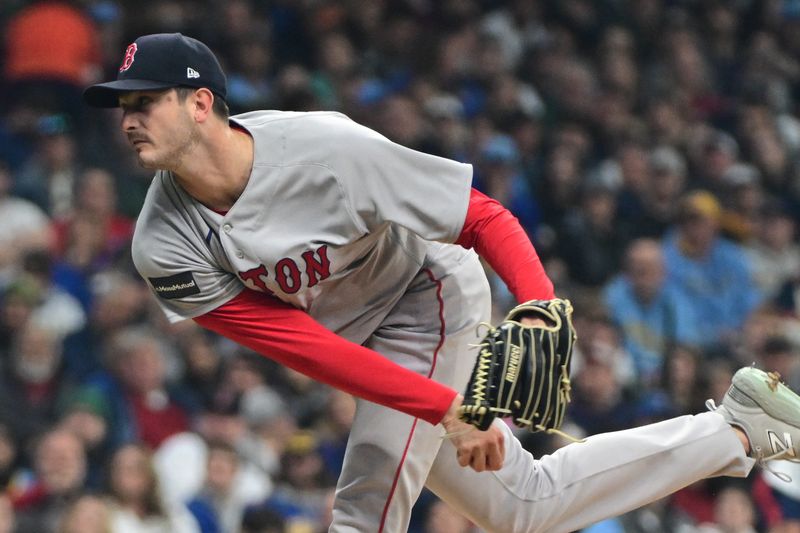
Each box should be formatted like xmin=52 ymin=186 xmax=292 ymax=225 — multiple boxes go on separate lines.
xmin=84 ymin=33 xmax=227 ymax=108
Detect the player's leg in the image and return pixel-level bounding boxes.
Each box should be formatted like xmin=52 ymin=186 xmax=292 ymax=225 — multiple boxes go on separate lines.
xmin=428 ymin=364 xmax=800 ymax=533
xmin=426 ymin=412 xmax=753 ymax=533
xmin=329 ymin=253 xmax=493 ymax=532
xmin=329 ymin=338 xmax=465 ymax=533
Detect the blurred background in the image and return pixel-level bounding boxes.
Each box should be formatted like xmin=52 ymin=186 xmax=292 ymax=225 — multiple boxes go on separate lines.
xmin=1 ymin=0 xmax=800 ymax=531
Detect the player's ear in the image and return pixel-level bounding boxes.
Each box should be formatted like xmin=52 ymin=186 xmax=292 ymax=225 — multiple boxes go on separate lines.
xmin=193 ymin=88 xmax=214 ymax=123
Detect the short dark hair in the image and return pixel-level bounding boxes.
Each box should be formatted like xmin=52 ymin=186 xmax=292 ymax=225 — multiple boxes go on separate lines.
xmin=174 ymin=86 xmax=229 ymax=119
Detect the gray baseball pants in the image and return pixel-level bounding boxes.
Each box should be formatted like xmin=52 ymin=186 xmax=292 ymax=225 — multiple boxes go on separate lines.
xmin=330 ymin=254 xmax=755 ymax=532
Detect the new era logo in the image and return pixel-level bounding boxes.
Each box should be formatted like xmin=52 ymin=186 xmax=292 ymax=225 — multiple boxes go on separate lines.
xmin=187 ymin=67 xmax=200 ymax=79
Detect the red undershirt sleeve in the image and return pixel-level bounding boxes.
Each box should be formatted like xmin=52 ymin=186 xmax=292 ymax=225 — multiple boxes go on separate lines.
xmin=455 ymin=188 xmax=555 ymax=302
xmin=194 ymin=289 xmax=457 ymax=425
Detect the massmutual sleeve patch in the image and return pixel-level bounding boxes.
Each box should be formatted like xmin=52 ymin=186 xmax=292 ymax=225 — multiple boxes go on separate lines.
xmin=148 ymin=271 xmax=201 ymax=299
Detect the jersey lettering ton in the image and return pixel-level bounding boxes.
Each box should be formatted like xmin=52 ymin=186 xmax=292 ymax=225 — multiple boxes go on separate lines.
xmin=132 ymin=111 xmax=474 ymax=342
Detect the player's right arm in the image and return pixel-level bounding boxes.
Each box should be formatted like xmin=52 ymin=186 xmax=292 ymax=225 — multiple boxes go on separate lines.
xmin=193 ymin=288 xmax=505 ymax=471
xmin=193 ymin=288 xmax=457 ymax=425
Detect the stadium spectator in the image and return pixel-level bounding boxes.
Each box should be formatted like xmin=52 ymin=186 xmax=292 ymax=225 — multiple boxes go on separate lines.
xmin=13 ymin=114 xmax=83 ymax=217
xmin=629 ymin=146 xmax=688 ymax=239
xmin=18 ymin=249 xmax=86 ymax=340
xmin=52 ymin=167 xmax=134 ymax=263
xmin=0 ymin=320 xmax=73 ymax=444
xmin=0 ymin=277 xmax=41 ymax=359
xmin=174 ymin=327 xmax=226 ymax=413
xmin=603 ymin=238 xmax=702 ymax=383
xmin=474 ymin=134 xmax=541 ymax=232
xmin=91 ymin=327 xmax=193 ymax=450
xmin=662 ymin=190 xmax=762 ymax=352
xmin=660 ymin=343 xmax=708 ymax=416
xmin=718 ymin=163 xmax=766 ymax=244
xmin=186 ymin=441 xmax=269 ymax=533
xmin=59 ymin=269 xmax=148 ymax=382
xmin=3 ymin=0 xmax=101 ymax=127
xmin=255 ymin=431 xmax=334 ymax=532
xmin=744 ymin=198 xmax=800 ymax=303
xmin=105 ymin=443 xmax=199 ymax=532
xmin=225 ymin=35 xmax=274 ymax=114
xmin=315 ymin=389 xmax=355 ymax=481
xmin=691 ymin=131 xmax=741 ymax=196
xmin=57 ymin=386 xmax=112 ymax=489
xmin=12 ymin=429 xmax=87 ymax=532
xmin=58 ymin=493 xmax=110 ymax=533
xmin=568 ymin=316 xmax=637 ymax=435
xmin=696 ymin=486 xmax=759 ymax=533
xmin=558 ymin=180 xmax=630 ymax=287
xmin=0 ymin=159 xmax=52 ymax=284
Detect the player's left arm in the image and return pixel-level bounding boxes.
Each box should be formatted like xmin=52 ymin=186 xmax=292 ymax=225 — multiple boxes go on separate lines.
xmin=447 ymin=189 xmax=554 ymax=468
xmin=456 ymin=187 xmax=555 ymax=303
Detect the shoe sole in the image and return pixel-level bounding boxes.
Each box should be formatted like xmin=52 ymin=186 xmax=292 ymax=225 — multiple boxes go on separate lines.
xmin=729 ymin=367 xmax=800 ymax=427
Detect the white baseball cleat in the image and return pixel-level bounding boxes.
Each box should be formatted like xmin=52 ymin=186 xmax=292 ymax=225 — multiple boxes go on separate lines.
xmin=706 ymin=366 xmax=800 ymax=482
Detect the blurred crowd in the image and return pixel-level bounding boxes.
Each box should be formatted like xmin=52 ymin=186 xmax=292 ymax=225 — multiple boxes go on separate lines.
xmin=2 ymin=0 xmax=800 ymax=532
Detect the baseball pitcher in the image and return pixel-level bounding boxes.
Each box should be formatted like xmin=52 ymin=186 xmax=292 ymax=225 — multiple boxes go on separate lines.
xmin=84 ymin=33 xmax=800 ymax=533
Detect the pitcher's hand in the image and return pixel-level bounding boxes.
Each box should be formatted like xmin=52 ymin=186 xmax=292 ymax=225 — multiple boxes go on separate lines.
xmin=442 ymin=394 xmax=505 ymax=472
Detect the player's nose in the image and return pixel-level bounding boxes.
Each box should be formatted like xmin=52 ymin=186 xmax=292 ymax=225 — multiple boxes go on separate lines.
xmin=120 ymin=110 xmax=140 ymax=131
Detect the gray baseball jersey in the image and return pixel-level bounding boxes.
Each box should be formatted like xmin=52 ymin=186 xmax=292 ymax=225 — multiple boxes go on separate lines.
xmin=132 ymin=110 xmax=473 ymax=342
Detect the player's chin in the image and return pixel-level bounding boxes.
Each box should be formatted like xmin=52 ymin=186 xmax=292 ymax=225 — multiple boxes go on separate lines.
xmin=135 ymin=151 xmax=162 ymax=170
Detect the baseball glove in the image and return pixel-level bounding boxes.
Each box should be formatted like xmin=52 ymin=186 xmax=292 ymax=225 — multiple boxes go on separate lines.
xmin=458 ymin=298 xmax=577 ymax=432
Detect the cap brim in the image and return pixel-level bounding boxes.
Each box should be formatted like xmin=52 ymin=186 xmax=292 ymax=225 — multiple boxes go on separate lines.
xmin=83 ymin=79 xmax=179 ymax=108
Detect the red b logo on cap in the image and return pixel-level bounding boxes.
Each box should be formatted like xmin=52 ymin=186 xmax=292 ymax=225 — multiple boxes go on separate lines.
xmin=119 ymin=43 xmax=138 ymax=72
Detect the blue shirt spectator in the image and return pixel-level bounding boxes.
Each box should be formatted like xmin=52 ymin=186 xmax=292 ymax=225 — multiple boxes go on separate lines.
xmin=662 ymin=191 xmax=761 ymax=349
xmin=604 ymin=239 xmax=703 ymax=383
xmin=473 ymin=134 xmax=541 ymax=233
